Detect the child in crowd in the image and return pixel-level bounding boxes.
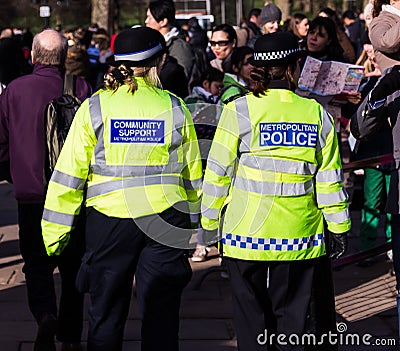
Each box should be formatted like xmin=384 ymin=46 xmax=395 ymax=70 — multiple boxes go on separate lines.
xmin=220 ymin=46 xmax=254 ymax=104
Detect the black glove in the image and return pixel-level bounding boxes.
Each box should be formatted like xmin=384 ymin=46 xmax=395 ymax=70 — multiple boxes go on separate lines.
xmin=329 ymin=232 xmax=348 ymax=260
xmin=370 ymin=65 xmax=400 ymax=102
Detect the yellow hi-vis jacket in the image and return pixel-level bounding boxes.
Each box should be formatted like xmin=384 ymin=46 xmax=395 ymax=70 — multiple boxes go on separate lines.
xmin=42 ymin=78 xmax=203 ymax=255
xmin=201 ymin=89 xmax=351 ymax=261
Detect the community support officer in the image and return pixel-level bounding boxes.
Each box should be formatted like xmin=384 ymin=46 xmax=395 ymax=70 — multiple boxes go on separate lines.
xmin=201 ymin=32 xmax=351 ymax=351
xmin=41 ymin=27 xmax=203 ymax=351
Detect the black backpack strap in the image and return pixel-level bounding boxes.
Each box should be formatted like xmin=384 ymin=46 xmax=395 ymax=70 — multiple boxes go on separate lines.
xmin=63 ymin=74 xmax=77 ymax=96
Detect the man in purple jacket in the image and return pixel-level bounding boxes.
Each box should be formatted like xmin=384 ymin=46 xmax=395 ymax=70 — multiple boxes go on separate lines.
xmin=0 ymin=29 xmax=91 ymax=351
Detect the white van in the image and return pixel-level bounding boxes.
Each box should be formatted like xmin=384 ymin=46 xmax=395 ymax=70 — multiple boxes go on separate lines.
xmin=175 ymin=13 xmax=215 ymax=31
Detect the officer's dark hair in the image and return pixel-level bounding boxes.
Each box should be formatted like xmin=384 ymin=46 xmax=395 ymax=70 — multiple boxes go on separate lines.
xmin=231 ymin=46 xmax=254 ymax=73
xmin=250 ymin=63 xmax=297 ymax=97
xmin=248 ymin=8 xmax=261 ymax=19
xmin=211 ymin=24 xmax=238 ymax=44
xmin=148 ymin=0 xmax=175 ymax=25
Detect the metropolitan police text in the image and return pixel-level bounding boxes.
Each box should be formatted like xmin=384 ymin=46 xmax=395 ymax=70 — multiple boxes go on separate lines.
xmin=259 ymin=122 xmax=318 ymax=148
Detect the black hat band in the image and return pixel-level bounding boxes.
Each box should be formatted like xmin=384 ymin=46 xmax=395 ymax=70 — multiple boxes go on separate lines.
xmin=253 ymin=48 xmax=300 ymax=62
xmin=114 ymin=43 xmax=163 ymax=62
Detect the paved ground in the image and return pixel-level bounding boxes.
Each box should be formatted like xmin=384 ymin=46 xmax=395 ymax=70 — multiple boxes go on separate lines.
xmin=0 ymin=180 xmax=398 ymax=351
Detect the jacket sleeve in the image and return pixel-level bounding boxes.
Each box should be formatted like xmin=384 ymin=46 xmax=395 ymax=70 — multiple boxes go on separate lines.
xmin=168 ymin=39 xmax=194 ymax=79
xmin=180 ymin=100 xmax=203 ymax=205
xmin=201 ymin=103 xmax=239 ymax=231
xmin=350 ymin=77 xmax=391 ymax=141
xmin=41 ymin=99 xmax=96 ymax=255
xmin=315 ymin=107 xmax=351 ymax=234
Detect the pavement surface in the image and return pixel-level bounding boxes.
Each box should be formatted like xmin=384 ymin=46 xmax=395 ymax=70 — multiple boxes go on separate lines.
xmin=0 ymin=180 xmax=399 ymax=351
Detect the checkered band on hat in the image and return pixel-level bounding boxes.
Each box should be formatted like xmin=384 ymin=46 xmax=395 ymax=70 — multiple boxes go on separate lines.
xmin=254 ymin=48 xmax=300 ymax=61
xmin=222 ymin=233 xmax=324 ymax=251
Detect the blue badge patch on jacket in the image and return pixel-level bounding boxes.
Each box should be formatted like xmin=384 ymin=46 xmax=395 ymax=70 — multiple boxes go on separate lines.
xmin=110 ymin=119 xmax=165 ymax=143
xmin=259 ymin=122 xmax=318 ymax=148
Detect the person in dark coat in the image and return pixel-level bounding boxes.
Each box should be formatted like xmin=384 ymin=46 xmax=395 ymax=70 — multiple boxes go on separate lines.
xmin=351 ymin=64 xmax=400 ymax=337
xmin=243 ymin=8 xmax=262 ymax=38
xmin=0 ymin=35 xmax=31 ymax=85
xmin=160 ymin=55 xmax=189 ymax=99
xmin=0 ymin=29 xmax=91 ymax=351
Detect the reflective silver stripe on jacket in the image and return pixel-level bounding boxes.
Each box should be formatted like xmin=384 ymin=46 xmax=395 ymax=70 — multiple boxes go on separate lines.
xmin=169 ymin=94 xmax=184 ymax=151
xmin=201 ymin=204 xmax=220 ymax=219
xmin=323 ymin=209 xmax=350 ymax=223
xmin=240 ymin=154 xmax=317 ymax=175
xmin=203 ymin=182 xmax=230 ymax=198
xmin=86 ymin=175 xmax=182 ymax=199
xmin=184 ymin=177 xmax=203 ymax=191
xmin=42 ymin=208 xmax=76 ymax=227
xmin=315 ymin=169 xmax=343 ymax=182
xmin=316 ymin=109 xmax=333 ymax=153
xmin=235 ymin=98 xmax=252 ymax=153
xmin=207 ymin=157 xmax=235 ymax=178
xmin=89 ymin=94 xmax=105 ymax=166
xmin=88 ymin=93 xmax=185 ymax=176
xmin=233 ymin=176 xmax=314 ymax=196
xmin=51 ymin=170 xmax=86 ymax=190
xmin=317 ymin=189 xmax=348 ymax=206
xmin=90 ymin=163 xmax=184 ymax=178
xmin=222 ymin=232 xmax=324 ymax=251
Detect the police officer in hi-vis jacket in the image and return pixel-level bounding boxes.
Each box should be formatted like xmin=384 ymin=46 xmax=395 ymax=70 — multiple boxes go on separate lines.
xmin=41 ymin=27 xmax=203 ymax=351
xmin=201 ymin=32 xmax=350 ymax=351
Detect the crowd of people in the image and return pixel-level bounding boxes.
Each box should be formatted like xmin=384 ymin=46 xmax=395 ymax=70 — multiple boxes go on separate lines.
xmin=0 ymin=0 xmax=399 ymax=350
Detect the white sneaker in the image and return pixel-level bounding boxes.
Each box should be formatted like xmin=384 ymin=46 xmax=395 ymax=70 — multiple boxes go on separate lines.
xmin=387 ymin=249 xmax=393 ymax=262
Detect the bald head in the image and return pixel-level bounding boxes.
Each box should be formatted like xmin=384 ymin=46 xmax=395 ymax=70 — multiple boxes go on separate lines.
xmin=32 ymin=29 xmax=68 ymax=66
xmin=0 ymin=28 xmax=12 ymax=39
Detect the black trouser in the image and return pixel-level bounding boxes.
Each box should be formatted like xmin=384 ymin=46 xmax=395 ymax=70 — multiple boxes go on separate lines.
xmin=18 ymin=203 xmax=85 ymax=342
xmin=77 ymin=206 xmax=192 ymax=351
xmin=225 ymin=256 xmax=335 ymax=351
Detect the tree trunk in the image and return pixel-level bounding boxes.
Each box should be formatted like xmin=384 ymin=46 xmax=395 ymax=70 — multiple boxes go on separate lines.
xmin=91 ymin=0 xmax=118 ymax=35
xmin=274 ymin=0 xmax=291 ymax=21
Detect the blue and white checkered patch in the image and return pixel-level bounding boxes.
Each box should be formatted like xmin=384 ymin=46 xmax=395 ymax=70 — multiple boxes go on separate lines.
xmin=253 ymin=48 xmax=300 ymax=61
xmin=222 ymin=233 xmax=324 ymax=251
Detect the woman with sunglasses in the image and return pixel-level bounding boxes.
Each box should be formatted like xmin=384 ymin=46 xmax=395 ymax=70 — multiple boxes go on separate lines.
xmin=209 ymin=24 xmax=237 ymax=73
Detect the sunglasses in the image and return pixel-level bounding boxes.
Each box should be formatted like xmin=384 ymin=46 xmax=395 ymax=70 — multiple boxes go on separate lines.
xmin=210 ymin=40 xmax=231 ymax=47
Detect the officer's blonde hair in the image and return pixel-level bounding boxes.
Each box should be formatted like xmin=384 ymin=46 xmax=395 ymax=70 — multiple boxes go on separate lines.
xmin=104 ymin=57 xmax=163 ymax=93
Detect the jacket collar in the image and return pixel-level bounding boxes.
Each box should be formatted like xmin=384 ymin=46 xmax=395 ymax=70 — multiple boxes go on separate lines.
xmin=32 ymin=63 xmax=63 ymax=76
xmin=268 ymin=79 xmax=293 ymax=90
xmin=382 ymin=4 xmax=400 ymax=18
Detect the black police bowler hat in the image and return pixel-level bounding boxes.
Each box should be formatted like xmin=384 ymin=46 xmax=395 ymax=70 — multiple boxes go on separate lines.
xmin=248 ymin=32 xmax=306 ymax=67
xmin=110 ymin=27 xmax=166 ymax=67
